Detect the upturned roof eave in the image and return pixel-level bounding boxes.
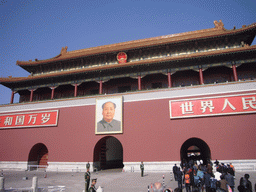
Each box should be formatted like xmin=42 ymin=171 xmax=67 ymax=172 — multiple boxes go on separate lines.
xmin=16 ymin=23 xmax=256 ymax=67
xmin=2 ymin=45 xmax=256 ymax=86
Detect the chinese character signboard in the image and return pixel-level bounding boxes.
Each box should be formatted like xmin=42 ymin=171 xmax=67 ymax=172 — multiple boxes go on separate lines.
xmin=0 ymin=110 xmax=59 ymax=129
xmin=169 ymin=93 xmax=256 ymax=119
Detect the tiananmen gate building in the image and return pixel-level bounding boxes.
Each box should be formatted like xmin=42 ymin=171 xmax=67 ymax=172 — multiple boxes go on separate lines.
xmin=0 ymin=20 xmax=256 ymax=172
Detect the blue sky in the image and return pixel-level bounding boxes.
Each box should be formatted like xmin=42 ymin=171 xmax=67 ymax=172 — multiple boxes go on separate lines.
xmin=0 ymin=0 xmax=255 ymax=105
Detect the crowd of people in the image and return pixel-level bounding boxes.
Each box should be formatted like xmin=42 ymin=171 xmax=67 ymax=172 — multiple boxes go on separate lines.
xmin=84 ymin=160 xmax=254 ymax=192
xmin=171 ymin=159 xmax=253 ymax=192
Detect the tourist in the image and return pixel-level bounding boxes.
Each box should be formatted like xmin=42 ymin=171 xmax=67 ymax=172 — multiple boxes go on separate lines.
xmin=225 ymin=171 xmax=234 ymax=192
xmin=219 ymin=175 xmax=228 ymax=192
xmin=185 ymin=170 xmax=191 ymax=192
xmin=240 ymin=174 xmax=252 ymax=192
xmin=173 ymin=164 xmax=179 ymax=181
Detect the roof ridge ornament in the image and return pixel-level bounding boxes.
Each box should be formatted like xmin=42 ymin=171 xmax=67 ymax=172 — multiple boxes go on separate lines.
xmin=214 ymin=20 xmax=225 ymax=30
xmin=60 ymin=46 xmax=68 ymax=55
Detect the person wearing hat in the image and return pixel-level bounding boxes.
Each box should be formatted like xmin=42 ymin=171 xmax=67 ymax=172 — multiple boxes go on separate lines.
xmin=86 ymin=162 xmax=90 ymax=170
xmin=140 ymin=161 xmax=144 ymax=177
xmin=85 ymin=168 xmax=91 ymax=192
xmin=88 ymin=178 xmax=97 ymax=192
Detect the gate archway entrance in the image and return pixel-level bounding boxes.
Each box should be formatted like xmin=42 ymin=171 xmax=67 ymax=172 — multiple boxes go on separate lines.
xmin=28 ymin=143 xmax=48 ymax=170
xmin=180 ymin=138 xmax=211 ymax=166
xmin=93 ymin=136 xmax=123 ymax=171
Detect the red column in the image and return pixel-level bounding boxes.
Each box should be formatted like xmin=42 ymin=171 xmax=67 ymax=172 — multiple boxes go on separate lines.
xmin=232 ymin=64 xmax=238 ymax=81
xmin=138 ymin=75 xmax=141 ymax=90
xmin=10 ymin=91 xmax=15 ymax=104
xmin=30 ymin=89 xmax=34 ymax=102
xmin=199 ymin=68 xmax=204 ymax=85
xmin=74 ymin=84 xmax=78 ymax=97
xmin=50 ymin=87 xmax=55 ymax=100
xmin=167 ymin=72 xmax=172 ymax=88
xmin=99 ymin=80 xmax=103 ymax=94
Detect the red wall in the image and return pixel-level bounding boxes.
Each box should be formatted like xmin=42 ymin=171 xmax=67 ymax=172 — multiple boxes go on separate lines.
xmin=0 ymin=96 xmax=255 ymax=163
xmin=122 ymin=99 xmax=256 ymax=162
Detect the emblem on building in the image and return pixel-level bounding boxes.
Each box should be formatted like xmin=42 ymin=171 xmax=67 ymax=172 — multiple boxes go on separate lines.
xmin=117 ymin=52 xmax=127 ymax=63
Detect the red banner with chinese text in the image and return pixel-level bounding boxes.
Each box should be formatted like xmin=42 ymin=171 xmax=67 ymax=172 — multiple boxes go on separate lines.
xmin=169 ymin=93 xmax=256 ymax=119
xmin=0 ymin=110 xmax=59 ymax=129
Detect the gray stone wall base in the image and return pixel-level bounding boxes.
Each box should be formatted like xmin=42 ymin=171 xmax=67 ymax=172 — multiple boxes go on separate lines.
xmin=0 ymin=159 xmax=255 ymax=172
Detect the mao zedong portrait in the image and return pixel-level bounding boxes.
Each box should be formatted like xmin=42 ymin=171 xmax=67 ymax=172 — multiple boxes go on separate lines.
xmin=97 ymin=101 xmax=121 ymax=133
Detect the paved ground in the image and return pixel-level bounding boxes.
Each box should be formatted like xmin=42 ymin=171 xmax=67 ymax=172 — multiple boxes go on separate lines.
xmin=1 ymin=169 xmax=256 ymax=192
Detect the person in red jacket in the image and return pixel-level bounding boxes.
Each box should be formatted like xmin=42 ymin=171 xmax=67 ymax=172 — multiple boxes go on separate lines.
xmin=185 ymin=170 xmax=191 ymax=192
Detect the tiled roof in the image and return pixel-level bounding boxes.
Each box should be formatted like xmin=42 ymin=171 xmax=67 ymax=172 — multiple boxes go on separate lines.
xmin=2 ymin=45 xmax=256 ymax=83
xmin=16 ymin=21 xmax=256 ymax=67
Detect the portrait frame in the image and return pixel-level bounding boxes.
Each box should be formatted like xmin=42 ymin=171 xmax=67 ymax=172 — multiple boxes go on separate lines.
xmin=95 ymin=96 xmax=123 ymax=134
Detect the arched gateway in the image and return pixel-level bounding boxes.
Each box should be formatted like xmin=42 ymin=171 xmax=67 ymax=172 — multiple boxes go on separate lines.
xmin=93 ymin=136 xmax=123 ymax=170
xmin=180 ymin=138 xmax=211 ymax=165
xmin=28 ymin=143 xmax=48 ymax=170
